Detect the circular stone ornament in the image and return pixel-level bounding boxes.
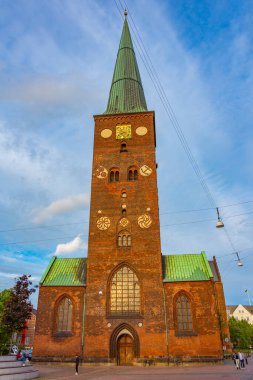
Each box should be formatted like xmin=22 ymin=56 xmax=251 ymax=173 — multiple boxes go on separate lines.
xmin=138 ymin=322 xmax=143 ymax=327
xmin=95 ymin=166 xmax=108 ymax=179
xmin=136 ymin=126 xmax=148 ymax=136
xmin=140 ymin=165 xmax=152 ymax=176
xmin=119 ymin=218 xmax=129 ymax=228
xmin=97 ymin=216 xmax=111 ymax=230
xmin=101 ymin=129 xmax=112 ymax=138
xmin=138 ymin=214 xmax=152 ymax=229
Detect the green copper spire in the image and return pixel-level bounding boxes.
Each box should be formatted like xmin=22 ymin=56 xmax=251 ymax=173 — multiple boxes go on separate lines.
xmin=104 ymin=13 xmax=147 ymax=114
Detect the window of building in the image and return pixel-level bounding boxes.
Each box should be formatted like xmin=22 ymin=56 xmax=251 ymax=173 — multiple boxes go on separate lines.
xmin=109 ymin=266 xmax=140 ymax=316
xmin=57 ymin=297 xmax=72 ymax=333
xmin=110 ymin=169 xmax=120 ymax=182
xmin=128 ymin=167 xmax=138 ymax=181
xmin=120 ymin=142 xmax=128 ymax=152
xmin=117 ymin=231 xmax=131 ymax=247
xmin=175 ymin=294 xmax=193 ymax=335
xmin=121 ymin=190 xmax=127 ymax=198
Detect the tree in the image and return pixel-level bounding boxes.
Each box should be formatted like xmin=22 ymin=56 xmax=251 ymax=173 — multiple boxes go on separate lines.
xmin=229 ymin=317 xmax=253 ymax=349
xmin=2 ymin=275 xmax=36 ymax=335
xmin=0 ymin=289 xmax=12 ymax=354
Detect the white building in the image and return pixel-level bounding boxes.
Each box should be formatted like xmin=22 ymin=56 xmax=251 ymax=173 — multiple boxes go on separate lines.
xmin=226 ymin=305 xmax=253 ymax=324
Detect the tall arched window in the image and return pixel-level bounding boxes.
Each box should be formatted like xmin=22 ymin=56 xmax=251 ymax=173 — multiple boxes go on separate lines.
xmin=128 ymin=167 xmax=138 ymax=181
xmin=176 ymin=294 xmax=193 ymax=335
xmin=117 ymin=231 xmax=131 ymax=247
xmin=57 ymin=297 xmax=72 ymax=333
xmin=110 ymin=266 xmax=140 ymax=316
xmin=110 ymin=169 xmax=120 ymax=182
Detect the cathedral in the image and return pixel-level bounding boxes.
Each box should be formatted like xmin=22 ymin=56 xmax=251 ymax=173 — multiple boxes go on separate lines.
xmin=33 ymin=13 xmax=230 ymax=365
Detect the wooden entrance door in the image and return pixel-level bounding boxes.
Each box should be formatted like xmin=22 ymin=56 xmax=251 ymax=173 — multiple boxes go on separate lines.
xmin=117 ymin=334 xmax=134 ymax=365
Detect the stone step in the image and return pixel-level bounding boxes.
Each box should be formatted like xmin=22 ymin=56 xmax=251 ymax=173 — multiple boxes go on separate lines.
xmin=0 ymin=358 xmax=16 ymax=363
xmin=0 ymin=363 xmax=22 ymax=369
xmin=0 ymin=366 xmax=35 ymax=375
xmin=0 ymin=369 xmax=39 ymax=380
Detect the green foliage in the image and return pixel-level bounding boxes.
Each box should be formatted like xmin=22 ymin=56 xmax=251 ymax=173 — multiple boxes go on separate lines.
xmin=229 ymin=317 xmax=253 ymax=349
xmin=0 ymin=289 xmax=12 ymax=354
xmin=0 ymin=275 xmax=36 ymax=354
xmin=3 ymin=275 xmax=36 ymax=334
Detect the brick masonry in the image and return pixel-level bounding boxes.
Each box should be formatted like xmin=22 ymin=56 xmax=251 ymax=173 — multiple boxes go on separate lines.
xmin=33 ymin=111 xmax=230 ymax=363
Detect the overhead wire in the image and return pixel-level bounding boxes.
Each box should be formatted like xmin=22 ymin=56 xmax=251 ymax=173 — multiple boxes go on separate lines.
xmin=0 ymin=209 xmax=252 ymax=236
xmin=115 ymin=0 xmax=242 ymax=259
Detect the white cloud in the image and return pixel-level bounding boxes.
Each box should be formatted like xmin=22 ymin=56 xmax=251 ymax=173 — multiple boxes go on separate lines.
xmin=54 ymin=235 xmax=86 ymax=256
xmin=32 ymin=193 xmax=89 ymax=224
xmin=1 ymin=255 xmax=18 ymax=263
xmin=0 ymin=272 xmax=19 ymax=279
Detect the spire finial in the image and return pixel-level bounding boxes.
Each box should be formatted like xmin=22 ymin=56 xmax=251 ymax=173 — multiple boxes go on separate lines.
xmin=124 ymin=8 xmax=128 ymax=17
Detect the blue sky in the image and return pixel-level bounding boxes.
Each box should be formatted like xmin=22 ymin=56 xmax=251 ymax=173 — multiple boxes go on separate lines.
xmin=0 ymin=0 xmax=252 ymax=307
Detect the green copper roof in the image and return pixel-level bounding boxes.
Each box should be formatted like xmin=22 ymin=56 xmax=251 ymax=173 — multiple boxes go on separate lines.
xmin=104 ymin=16 xmax=147 ymax=114
xmin=162 ymin=252 xmax=213 ymax=282
xmin=40 ymin=257 xmax=86 ymax=286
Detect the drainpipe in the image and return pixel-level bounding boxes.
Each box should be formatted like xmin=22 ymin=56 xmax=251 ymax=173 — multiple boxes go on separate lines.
xmin=162 ymin=284 xmax=169 ymax=361
xmin=81 ymin=289 xmax=86 ymax=359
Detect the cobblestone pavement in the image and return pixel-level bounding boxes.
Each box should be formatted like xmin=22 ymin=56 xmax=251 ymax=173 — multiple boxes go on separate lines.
xmin=35 ymin=360 xmax=253 ymax=380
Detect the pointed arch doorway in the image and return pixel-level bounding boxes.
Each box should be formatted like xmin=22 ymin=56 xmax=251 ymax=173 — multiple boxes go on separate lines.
xmin=117 ymin=334 xmax=134 ymax=365
xmin=110 ymin=324 xmax=140 ymax=366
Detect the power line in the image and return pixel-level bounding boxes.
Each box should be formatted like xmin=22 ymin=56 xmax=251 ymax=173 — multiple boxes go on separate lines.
xmin=115 ymin=0 xmax=241 ymax=256
xmin=0 ymin=235 xmax=88 ymax=247
xmin=160 ymin=210 xmax=253 ymax=227
xmin=160 ymin=200 xmax=253 ymax=215
xmin=0 ymin=221 xmax=88 ymax=234
xmin=0 ymin=208 xmax=252 ymax=236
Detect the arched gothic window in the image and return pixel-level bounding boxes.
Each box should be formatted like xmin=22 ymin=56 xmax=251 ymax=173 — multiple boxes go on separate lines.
xmin=117 ymin=231 xmax=131 ymax=247
xmin=128 ymin=167 xmax=138 ymax=181
xmin=110 ymin=169 xmax=120 ymax=182
xmin=57 ymin=297 xmax=72 ymax=333
xmin=110 ymin=266 xmax=140 ymax=316
xmin=176 ymin=294 xmax=193 ymax=334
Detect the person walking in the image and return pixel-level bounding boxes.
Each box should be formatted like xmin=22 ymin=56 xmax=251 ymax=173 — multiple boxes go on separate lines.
xmin=75 ymin=355 xmax=80 ymax=376
xmin=232 ymin=352 xmax=236 ymax=365
xmin=235 ymin=352 xmax=240 ymax=370
xmin=238 ymin=352 xmax=244 ymax=369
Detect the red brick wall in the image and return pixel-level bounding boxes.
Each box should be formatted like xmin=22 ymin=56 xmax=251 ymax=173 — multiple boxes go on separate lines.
xmin=33 ymin=286 xmax=85 ymax=358
xmin=164 ymin=281 xmax=224 ymax=357
xmin=84 ymin=111 xmax=167 ymax=359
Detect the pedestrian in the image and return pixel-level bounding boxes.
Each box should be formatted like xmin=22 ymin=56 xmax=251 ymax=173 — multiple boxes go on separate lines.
xmin=16 ymin=351 xmax=22 ymax=360
xmin=238 ymin=352 xmax=244 ymax=369
xmin=21 ymin=354 xmax=26 ymax=367
xmin=75 ymin=354 xmax=80 ymax=376
xmin=241 ymin=352 xmax=245 ymax=368
xmin=235 ymin=352 xmax=240 ymax=370
xmin=232 ymin=352 xmax=236 ymax=365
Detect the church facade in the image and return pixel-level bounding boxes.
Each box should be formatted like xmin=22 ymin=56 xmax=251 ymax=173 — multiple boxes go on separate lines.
xmin=33 ymin=15 xmax=230 ymax=365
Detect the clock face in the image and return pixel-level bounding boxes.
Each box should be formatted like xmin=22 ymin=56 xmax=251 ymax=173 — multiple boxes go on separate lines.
xmin=116 ymin=124 xmax=132 ymax=140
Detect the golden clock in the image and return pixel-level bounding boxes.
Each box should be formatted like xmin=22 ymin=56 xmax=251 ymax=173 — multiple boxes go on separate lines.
xmin=116 ymin=124 xmax=132 ymax=139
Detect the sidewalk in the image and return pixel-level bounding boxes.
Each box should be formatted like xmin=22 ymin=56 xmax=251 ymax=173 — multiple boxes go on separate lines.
xmin=35 ymin=359 xmax=253 ymax=380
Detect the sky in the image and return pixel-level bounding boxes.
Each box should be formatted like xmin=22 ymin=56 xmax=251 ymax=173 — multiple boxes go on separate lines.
xmin=0 ymin=0 xmax=252 ymax=307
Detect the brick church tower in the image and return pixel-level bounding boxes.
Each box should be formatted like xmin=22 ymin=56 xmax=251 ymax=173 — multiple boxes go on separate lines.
xmin=33 ymin=13 xmax=230 ymax=365
xmin=84 ymin=13 xmax=167 ymax=363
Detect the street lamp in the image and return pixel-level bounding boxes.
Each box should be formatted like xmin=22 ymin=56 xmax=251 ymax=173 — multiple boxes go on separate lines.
xmin=216 ymin=207 xmax=224 ymax=228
